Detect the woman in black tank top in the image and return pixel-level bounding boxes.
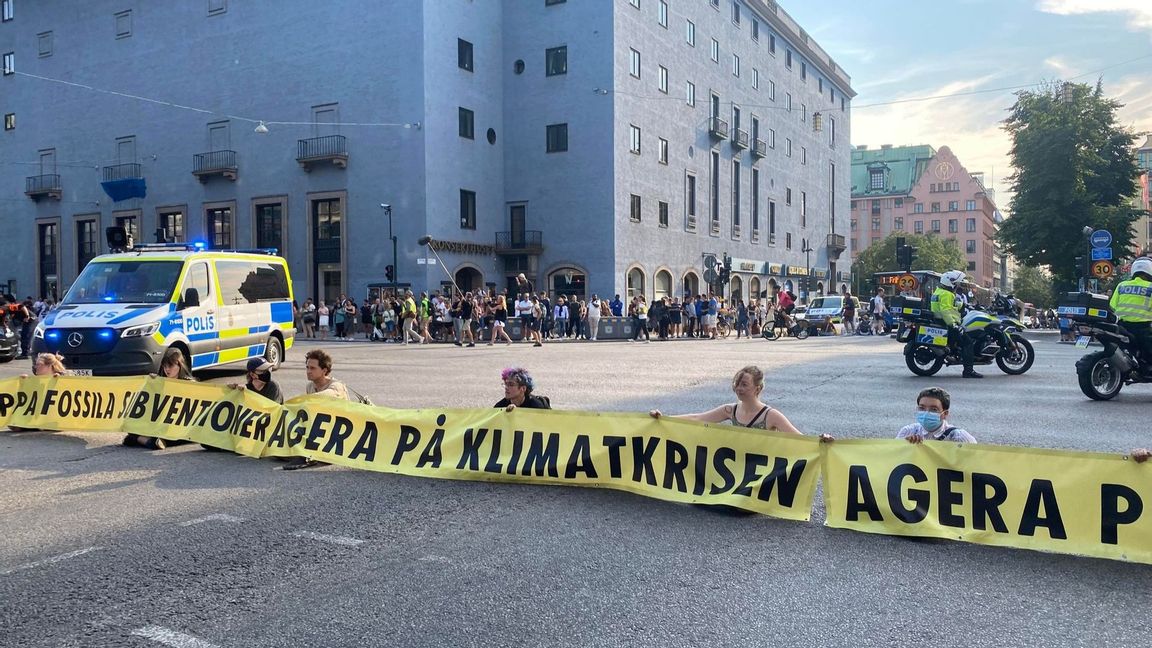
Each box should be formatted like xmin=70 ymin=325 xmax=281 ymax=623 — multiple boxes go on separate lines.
xmin=648 ymin=365 xmax=803 ymax=435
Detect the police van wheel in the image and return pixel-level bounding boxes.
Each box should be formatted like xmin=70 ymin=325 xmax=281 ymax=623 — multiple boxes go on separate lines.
xmin=265 ymin=336 xmax=284 ymax=370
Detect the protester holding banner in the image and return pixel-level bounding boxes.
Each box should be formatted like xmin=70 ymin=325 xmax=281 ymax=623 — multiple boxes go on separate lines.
xmin=495 ymin=367 xmax=551 ymax=411
xmin=896 ymin=387 xmax=976 ymax=444
xmin=649 ymin=365 xmax=804 ymax=435
xmin=229 ymin=357 xmax=284 ymax=405
xmin=124 ymin=348 xmax=193 ymax=450
xmin=284 ymin=349 xmax=350 ymax=470
xmin=21 ymin=352 xmax=68 ymax=378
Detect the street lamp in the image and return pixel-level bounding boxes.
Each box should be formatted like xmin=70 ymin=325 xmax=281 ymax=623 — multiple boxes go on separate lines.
xmin=417 ymin=235 xmax=463 ymax=295
xmin=801 ymin=239 xmax=815 ymax=304
xmin=1081 ymin=225 xmax=1094 ymax=292
xmin=380 ymin=204 xmax=398 ymax=290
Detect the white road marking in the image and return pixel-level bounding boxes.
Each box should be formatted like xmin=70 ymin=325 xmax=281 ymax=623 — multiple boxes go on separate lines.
xmin=1 ymin=546 xmax=102 ymax=575
xmin=292 ymin=530 xmax=366 ymax=547
xmin=178 ymin=513 xmax=244 ymax=527
xmin=130 ymin=625 xmax=221 ymax=648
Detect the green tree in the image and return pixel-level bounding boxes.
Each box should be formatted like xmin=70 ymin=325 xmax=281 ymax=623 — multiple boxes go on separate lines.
xmin=1011 ymin=264 xmax=1056 ymax=308
xmin=851 ymin=232 xmax=966 ymax=281
xmin=998 ymin=81 xmax=1143 ymax=285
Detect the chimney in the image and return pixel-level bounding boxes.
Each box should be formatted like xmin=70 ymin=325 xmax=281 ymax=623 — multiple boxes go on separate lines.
xmin=880 ymin=144 xmax=893 ymax=149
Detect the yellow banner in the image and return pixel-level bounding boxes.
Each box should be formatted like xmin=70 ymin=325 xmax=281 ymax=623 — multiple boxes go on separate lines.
xmin=823 ymin=440 xmax=1152 ymax=564
xmin=3 ymin=376 xmax=822 ymax=520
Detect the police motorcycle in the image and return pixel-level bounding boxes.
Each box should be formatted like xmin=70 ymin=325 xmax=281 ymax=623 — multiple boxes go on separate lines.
xmin=897 ymin=273 xmax=1035 ymax=377
xmin=1063 ymin=291 xmax=1152 ymax=401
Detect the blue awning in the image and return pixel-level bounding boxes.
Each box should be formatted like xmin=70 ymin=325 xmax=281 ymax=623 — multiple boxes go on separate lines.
xmin=100 ymin=178 xmax=147 ymax=202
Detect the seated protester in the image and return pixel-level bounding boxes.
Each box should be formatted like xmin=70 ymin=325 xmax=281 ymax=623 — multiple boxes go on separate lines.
xmin=9 ymin=353 xmax=70 ymax=432
xmin=124 ymin=348 xmax=194 ymax=450
xmin=203 ymin=357 xmax=284 ymax=452
xmin=650 ymin=365 xmax=831 ymax=440
xmin=285 ymin=349 xmax=350 ymax=470
xmin=897 ymin=387 xmax=977 ymax=444
xmin=494 ymin=367 xmax=551 ymax=411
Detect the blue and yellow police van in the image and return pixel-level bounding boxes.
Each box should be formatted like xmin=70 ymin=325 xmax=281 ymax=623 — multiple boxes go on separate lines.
xmin=32 ymin=243 xmax=295 ymax=375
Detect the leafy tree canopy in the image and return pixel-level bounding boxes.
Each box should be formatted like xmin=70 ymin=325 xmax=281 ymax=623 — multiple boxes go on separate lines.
xmin=852 ymin=232 xmax=967 ymax=281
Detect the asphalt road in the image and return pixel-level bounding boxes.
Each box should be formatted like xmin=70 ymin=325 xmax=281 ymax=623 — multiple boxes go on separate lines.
xmin=2 ymin=331 xmax=1150 ymax=647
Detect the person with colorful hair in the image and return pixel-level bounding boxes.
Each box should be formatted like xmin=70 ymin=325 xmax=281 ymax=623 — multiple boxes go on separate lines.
xmin=494 ymin=367 xmax=551 ymax=411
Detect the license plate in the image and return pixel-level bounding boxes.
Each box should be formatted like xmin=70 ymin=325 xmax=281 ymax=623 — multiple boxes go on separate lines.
xmin=70 ymin=369 xmax=93 ymax=376
xmin=1075 ymin=336 xmax=1091 ymax=348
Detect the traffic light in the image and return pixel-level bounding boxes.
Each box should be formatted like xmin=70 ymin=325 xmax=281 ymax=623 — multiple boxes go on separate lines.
xmin=385 ymin=264 xmax=395 ymax=282
xmin=896 ymin=244 xmax=917 ymax=271
xmin=719 ymin=254 xmax=731 ymax=284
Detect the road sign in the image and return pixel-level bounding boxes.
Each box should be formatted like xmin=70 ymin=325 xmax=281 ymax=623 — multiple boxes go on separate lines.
xmin=704 ymin=254 xmax=717 ymax=270
xmin=1092 ymin=260 xmax=1114 ymax=279
xmin=1091 ymin=247 xmax=1112 ymax=261
xmin=703 ymin=268 xmax=718 ymax=283
xmin=896 ymin=273 xmax=919 ymax=293
xmin=1090 ymin=230 xmax=1112 ymax=248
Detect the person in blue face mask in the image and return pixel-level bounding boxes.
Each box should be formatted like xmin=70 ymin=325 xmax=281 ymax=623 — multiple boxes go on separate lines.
xmin=896 ymin=387 xmax=977 ymax=444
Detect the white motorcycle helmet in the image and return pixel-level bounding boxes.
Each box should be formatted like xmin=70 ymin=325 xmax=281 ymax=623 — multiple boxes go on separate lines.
xmin=940 ymin=270 xmax=966 ymax=289
xmin=1131 ymin=257 xmax=1152 ymax=279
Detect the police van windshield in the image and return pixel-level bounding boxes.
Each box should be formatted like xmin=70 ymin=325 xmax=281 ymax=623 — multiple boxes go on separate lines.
xmin=63 ymin=261 xmax=183 ymax=305
xmin=808 ymin=296 xmax=843 ymax=310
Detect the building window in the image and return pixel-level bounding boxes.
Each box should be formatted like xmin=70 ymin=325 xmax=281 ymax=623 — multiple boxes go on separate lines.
xmin=685 ymin=80 xmax=695 ymax=106
xmin=731 ymin=1 xmax=740 ymax=24
xmin=786 ymin=92 xmax=792 ymax=112
xmin=769 ymin=200 xmax=777 ymax=243
xmin=801 ymin=192 xmax=808 ymax=228
xmin=546 ymin=123 xmax=568 ymax=152
xmin=658 ymin=0 xmax=668 ymax=27
xmin=3 ymin=113 xmax=13 ymax=130
xmin=731 ymin=160 xmax=740 ymax=227
xmin=786 ymin=138 xmax=792 ymax=157
xmin=458 ymin=38 xmax=474 ymax=71
xmin=38 ymin=222 xmax=59 ymax=299
xmin=115 ymin=214 xmax=138 ymax=242
xmin=967 ymin=261 xmax=977 ymax=272
xmin=767 ymin=128 xmax=775 ymax=148
xmin=159 ymin=210 xmax=185 ymax=242
xmin=630 ymin=48 xmax=641 ymax=78
xmin=871 ymin=217 xmax=881 ymax=231
xmin=786 ymin=187 xmax=792 ymax=206
xmin=914 ymin=221 xmax=924 ymax=234
xmin=869 ymin=169 xmax=884 ymax=190
xmin=546 ymin=0 xmax=566 ymax=5
xmin=731 ymin=53 xmax=739 ymax=77
xmin=949 ymin=201 xmax=959 ymax=211
xmin=546 ymin=46 xmax=567 ymax=76
xmin=966 ymin=199 xmax=976 ymax=211
xmin=630 ymin=194 xmax=642 ymax=222
xmin=114 ymin=10 xmax=132 ymax=39
xmin=2 ymin=52 xmax=13 ymax=75
xmin=630 ymin=0 xmax=640 ymax=7
xmin=752 ymin=68 xmax=759 ymax=90
xmin=786 ymin=232 xmax=792 ymax=250
xmin=629 ymin=124 xmax=641 ymax=154
xmin=785 ymin=49 xmax=792 ymax=69
xmin=686 ymin=20 xmax=695 ymax=46
xmin=948 ymin=219 xmax=958 ymax=233
xmin=768 ymin=80 xmax=776 ymax=102
xmin=871 ymin=200 xmax=881 ymax=215
xmin=37 ymin=31 xmax=52 ymax=57
xmin=711 ymin=39 xmax=719 ymax=63
xmin=801 ymin=61 xmax=807 ymax=80
xmin=914 ymin=202 xmax=924 ymax=214
xmin=894 ymin=217 xmax=904 ymax=230
xmin=658 ymin=137 xmax=668 ymax=164
xmin=931 ymin=202 xmax=941 ymax=212
xmin=76 ymin=219 xmax=98 ymax=270
xmin=459 ymin=190 xmax=476 ymax=229
xmin=752 ymin=19 xmax=759 ymax=41
xmin=966 ymin=239 xmax=977 ymax=254
xmin=769 ymin=33 xmax=776 ymax=54
xmin=752 ymin=168 xmax=760 ymax=234
xmin=710 ymin=150 xmax=720 ymax=228
xmin=931 ymin=219 xmax=941 ymax=232
xmin=659 ymin=201 xmax=669 ymax=228
xmin=966 ymin=217 xmax=976 ymax=232
xmin=658 ymin=65 xmax=668 ymax=93
xmin=206 ymin=207 xmax=233 ymax=249
xmin=801 ymin=146 xmax=807 ymax=165
xmin=686 ymin=173 xmax=697 ymax=227
xmin=458 ymin=107 xmax=475 ymax=139
xmin=894 ymin=197 xmax=904 ymax=208
xmin=1 ymin=0 xmax=11 ymax=22
xmin=208 ymin=0 xmax=228 ymax=15
xmin=255 ymin=203 xmax=283 ymax=250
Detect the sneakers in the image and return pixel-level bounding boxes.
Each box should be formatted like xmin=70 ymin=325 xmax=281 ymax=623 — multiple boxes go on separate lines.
xmin=962 ymin=370 xmax=984 ymax=379
xmin=467 ymin=342 xmax=475 ymax=347
xmin=283 ymin=457 xmax=325 ymax=471
xmin=533 ymin=342 xmax=542 ymax=347
xmin=454 ymin=342 xmax=462 ymax=347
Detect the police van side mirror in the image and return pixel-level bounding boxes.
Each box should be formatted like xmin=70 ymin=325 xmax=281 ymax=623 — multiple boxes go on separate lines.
xmin=181 ymin=288 xmax=200 ymax=309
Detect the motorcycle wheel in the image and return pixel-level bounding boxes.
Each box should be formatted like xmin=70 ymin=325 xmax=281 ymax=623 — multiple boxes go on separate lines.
xmin=995 ymin=336 xmax=1035 ymax=375
xmin=1077 ymin=352 xmax=1124 ymax=401
xmin=905 ymin=344 xmax=944 ymax=376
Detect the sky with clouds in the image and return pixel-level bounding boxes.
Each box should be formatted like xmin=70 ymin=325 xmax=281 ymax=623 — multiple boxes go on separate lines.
xmin=783 ymin=0 xmax=1152 ymax=211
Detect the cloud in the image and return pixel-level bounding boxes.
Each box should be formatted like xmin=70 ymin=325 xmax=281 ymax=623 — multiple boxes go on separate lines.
xmin=1043 ymin=57 xmax=1077 ymax=77
xmin=1036 ymin=0 xmax=1152 ymax=32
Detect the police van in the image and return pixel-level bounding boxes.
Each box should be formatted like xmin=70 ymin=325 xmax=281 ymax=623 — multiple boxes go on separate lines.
xmin=32 ymin=244 xmax=295 ymax=376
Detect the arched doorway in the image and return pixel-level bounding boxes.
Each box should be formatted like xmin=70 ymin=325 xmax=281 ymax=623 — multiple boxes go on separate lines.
xmin=816 ymin=282 xmax=825 ymax=296
xmin=550 ymin=267 xmax=587 ymax=301
xmin=730 ymin=275 xmax=743 ymax=302
xmin=784 ymin=280 xmax=794 ymax=294
xmin=655 ymin=269 xmax=673 ymax=300
xmin=767 ymin=278 xmax=778 ymax=298
xmin=454 ymin=266 xmax=483 ymax=293
xmin=750 ymin=277 xmax=761 ymax=300
xmin=627 ymin=266 xmax=646 ymax=300
xmin=682 ymin=271 xmax=700 ymax=298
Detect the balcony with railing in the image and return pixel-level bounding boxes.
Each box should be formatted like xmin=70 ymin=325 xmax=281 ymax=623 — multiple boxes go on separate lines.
xmin=731 ymin=128 xmax=749 ymax=150
xmin=25 ymin=174 xmax=62 ymax=201
xmin=708 ymin=117 xmax=729 ymax=140
xmin=826 ymin=233 xmax=847 ymax=259
xmin=192 ymin=150 xmax=238 ymax=182
xmin=296 ymin=135 xmax=348 ymax=171
xmin=102 ymin=163 xmax=142 ymax=182
xmin=495 ymin=230 xmax=543 ymax=255
xmin=752 ymin=138 xmax=767 ymax=159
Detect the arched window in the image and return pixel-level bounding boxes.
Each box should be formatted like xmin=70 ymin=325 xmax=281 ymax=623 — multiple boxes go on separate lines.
xmin=730 ymin=275 xmax=743 ymax=302
xmin=627 ymin=267 xmax=646 ymax=299
xmin=655 ymin=270 xmax=673 ymax=300
xmin=682 ymin=272 xmax=699 ymax=297
xmin=749 ymin=277 xmax=761 ymax=300
xmin=784 ymin=280 xmax=794 ymax=294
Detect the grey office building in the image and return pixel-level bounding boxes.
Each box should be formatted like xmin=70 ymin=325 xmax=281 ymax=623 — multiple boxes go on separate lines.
xmin=0 ymin=0 xmax=853 ymax=305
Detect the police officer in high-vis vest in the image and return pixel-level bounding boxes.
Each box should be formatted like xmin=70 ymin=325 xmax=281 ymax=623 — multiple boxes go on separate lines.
xmin=932 ymin=270 xmax=981 ymax=378
xmin=1109 ymin=257 xmax=1152 ymax=367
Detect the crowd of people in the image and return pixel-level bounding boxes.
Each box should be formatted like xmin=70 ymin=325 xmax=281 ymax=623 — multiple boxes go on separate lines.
xmin=0 ymin=294 xmax=54 ymax=359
